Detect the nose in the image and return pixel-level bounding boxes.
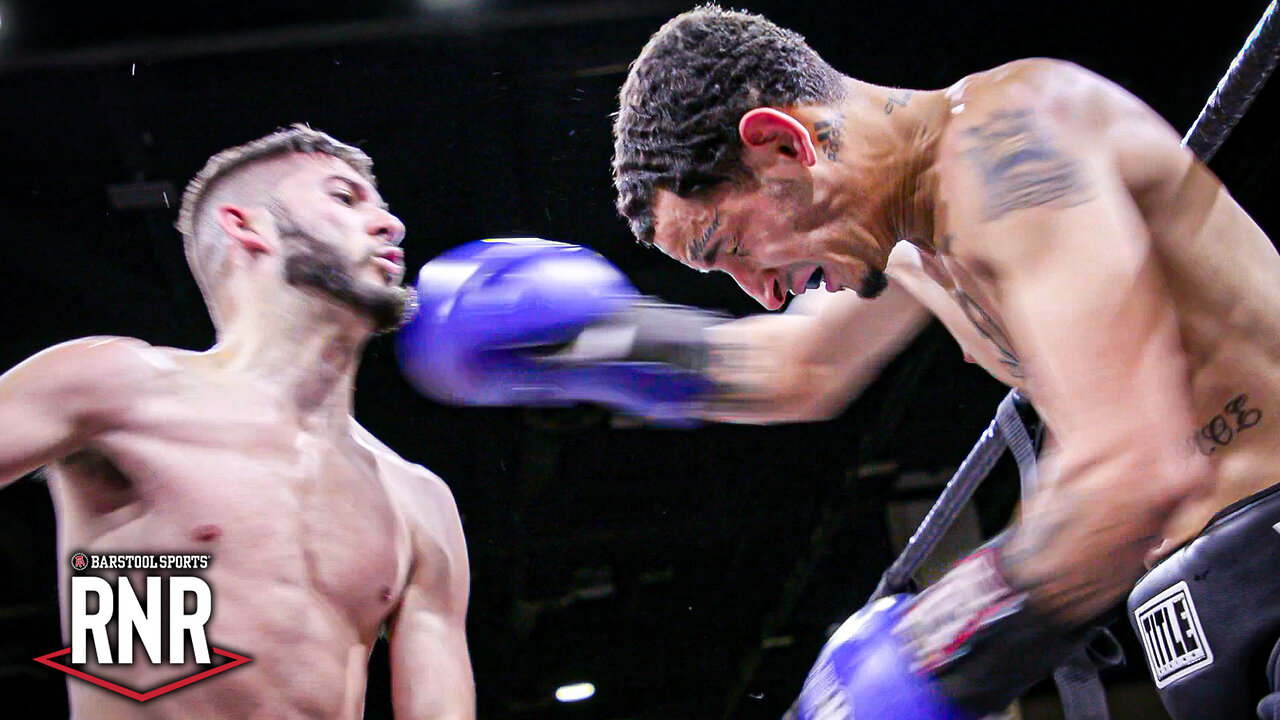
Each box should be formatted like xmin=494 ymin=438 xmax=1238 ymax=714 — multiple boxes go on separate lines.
xmin=369 ymin=210 xmax=406 ymax=246
xmin=729 ymin=268 xmax=785 ymax=311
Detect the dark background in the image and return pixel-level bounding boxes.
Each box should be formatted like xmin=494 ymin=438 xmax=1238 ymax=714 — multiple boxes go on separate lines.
xmin=0 ymin=1 xmax=1278 ymax=718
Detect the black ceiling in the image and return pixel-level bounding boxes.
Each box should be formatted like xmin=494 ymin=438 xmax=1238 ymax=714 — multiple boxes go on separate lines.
xmin=1 ymin=1 xmax=1278 ymax=718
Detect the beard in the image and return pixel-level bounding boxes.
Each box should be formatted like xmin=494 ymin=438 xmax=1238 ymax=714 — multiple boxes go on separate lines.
xmin=271 ymin=206 xmax=414 ymax=334
xmin=765 ymin=178 xmax=889 ymax=300
xmin=855 ymin=267 xmax=889 ymax=299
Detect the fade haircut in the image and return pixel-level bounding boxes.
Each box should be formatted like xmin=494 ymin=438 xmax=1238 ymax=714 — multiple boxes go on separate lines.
xmin=176 ymin=124 xmax=377 ymax=329
xmin=612 ymin=5 xmax=844 ymax=246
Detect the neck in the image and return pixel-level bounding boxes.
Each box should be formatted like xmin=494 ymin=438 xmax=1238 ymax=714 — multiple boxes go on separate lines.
xmin=209 ymin=289 xmax=373 ymax=433
xmin=815 ymin=78 xmax=953 ymax=257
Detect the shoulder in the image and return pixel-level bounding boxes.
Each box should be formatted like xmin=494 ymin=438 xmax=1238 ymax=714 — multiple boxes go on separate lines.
xmin=942 ymin=58 xmax=1181 ymax=167
xmin=0 ymin=336 xmax=184 ymax=438
xmin=400 ymin=463 xmax=463 ymax=527
xmin=9 ymin=336 xmax=173 ymax=396
xmin=939 ymin=60 xmax=1131 ymax=194
xmin=390 ymin=462 xmax=470 ymax=587
xmin=951 ymin=58 xmax=1116 ymax=112
xmin=351 ymin=422 xmax=464 ymax=533
xmin=885 ymin=243 xmax=938 ymax=296
xmin=24 ymin=335 xmax=155 ymax=369
xmin=885 ymin=242 xmax=928 ymax=282
xmin=940 ymin=59 xmax=1139 ymax=167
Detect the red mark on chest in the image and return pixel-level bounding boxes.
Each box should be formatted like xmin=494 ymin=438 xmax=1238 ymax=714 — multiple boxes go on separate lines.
xmin=192 ymin=524 xmax=222 ymax=543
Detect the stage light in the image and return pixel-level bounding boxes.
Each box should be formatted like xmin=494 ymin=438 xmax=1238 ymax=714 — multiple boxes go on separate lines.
xmin=555 ymin=682 xmax=596 ymax=703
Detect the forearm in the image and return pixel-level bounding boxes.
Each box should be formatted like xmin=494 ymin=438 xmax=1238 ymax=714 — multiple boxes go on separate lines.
xmin=704 ymin=282 xmax=931 ymax=423
xmin=1002 ymin=439 xmax=1212 ymax=624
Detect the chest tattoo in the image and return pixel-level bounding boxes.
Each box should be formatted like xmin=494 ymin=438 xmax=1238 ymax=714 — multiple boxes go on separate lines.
xmin=953 ymin=289 xmax=1025 ymax=378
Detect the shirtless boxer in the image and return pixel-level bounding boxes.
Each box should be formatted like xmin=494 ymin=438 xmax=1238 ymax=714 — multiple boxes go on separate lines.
xmin=604 ymin=6 xmax=1280 ymax=719
xmin=0 ymin=126 xmax=474 ymax=719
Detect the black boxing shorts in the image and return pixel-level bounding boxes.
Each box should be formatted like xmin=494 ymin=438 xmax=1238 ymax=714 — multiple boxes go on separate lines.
xmin=1129 ymin=482 xmax=1280 ymax=720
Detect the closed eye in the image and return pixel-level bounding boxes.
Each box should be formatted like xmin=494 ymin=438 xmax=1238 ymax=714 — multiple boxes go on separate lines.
xmin=729 ymin=236 xmax=748 ymax=257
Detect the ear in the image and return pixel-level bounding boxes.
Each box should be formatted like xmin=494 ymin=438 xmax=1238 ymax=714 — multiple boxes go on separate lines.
xmin=738 ymin=108 xmax=818 ymax=167
xmin=215 ymin=205 xmax=272 ymax=255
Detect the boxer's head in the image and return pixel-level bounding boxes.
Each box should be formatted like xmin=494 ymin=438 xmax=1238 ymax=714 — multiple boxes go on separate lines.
xmin=613 ymin=6 xmax=891 ymax=310
xmin=178 ymin=125 xmax=411 ymax=336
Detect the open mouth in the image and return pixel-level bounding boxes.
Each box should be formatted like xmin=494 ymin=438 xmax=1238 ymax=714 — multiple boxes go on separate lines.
xmin=806 ymin=266 xmax=824 ymax=290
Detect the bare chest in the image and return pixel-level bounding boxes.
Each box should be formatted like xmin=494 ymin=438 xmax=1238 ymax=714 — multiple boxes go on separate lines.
xmin=51 ymin=389 xmax=412 ymax=634
xmin=915 ymin=244 xmax=1026 ymax=385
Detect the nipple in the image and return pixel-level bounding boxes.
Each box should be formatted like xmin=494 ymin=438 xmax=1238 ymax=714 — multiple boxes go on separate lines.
xmin=193 ymin=524 xmax=222 ymax=543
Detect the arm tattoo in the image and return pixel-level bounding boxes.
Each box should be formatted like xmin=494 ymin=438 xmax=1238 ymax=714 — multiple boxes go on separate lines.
xmin=814 ymin=117 xmax=844 ymax=162
xmin=963 ymin=109 xmax=1092 ymax=221
xmin=884 ymin=89 xmax=914 ymax=115
xmin=1187 ymin=392 xmax=1264 ymax=456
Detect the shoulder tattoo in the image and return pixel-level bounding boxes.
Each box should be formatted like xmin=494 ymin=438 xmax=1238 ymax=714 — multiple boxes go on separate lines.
xmin=963 ymin=109 xmax=1092 ymax=221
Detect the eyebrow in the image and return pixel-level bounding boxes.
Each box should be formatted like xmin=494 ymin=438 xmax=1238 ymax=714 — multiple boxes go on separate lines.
xmin=687 ymin=211 xmax=723 ymax=267
xmin=327 ymin=175 xmax=390 ymax=211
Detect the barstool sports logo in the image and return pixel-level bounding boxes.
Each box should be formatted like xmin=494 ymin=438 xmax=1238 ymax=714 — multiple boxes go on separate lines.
xmin=33 ymin=552 xmax=251 ymax=701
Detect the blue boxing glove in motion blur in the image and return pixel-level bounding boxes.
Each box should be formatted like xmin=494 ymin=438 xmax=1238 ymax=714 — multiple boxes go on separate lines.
xmin=795 ymin=546 xmax=1096 ymax=720
xmin=396 ymin=238 xmax=724 ymax=425
xmin=796 ymin=595 xmax=976 ymax=720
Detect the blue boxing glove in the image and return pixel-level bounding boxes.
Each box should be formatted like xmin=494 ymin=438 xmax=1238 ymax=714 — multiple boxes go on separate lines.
xmin=797 ymin=547 xmax=1094 ymax=720
xmin=396 ymin=238 xmax=722 ymax=425
xmin=796 ymin=595 xmax=976 ymax=720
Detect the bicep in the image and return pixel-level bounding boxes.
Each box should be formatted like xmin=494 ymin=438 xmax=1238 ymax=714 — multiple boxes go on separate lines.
xmin=390 ymin=477 xmax=474 ymax=720
xmin=946 ymin=87 xmax=1213 ymax=621
xmin=799 ymin=276 xmax=933 ymax=397
xmin=990 ymin=209 xmax=1205 ymax=618
xmin=388 ymin=591 xmax=473 ymax=720
xmin=949 ymin=98 xmax=1198 ymax=459
xmin=0 ymin=338 xmax=143 ymax=485
xmin=975 ymin=158 xmax=1197 ymax=467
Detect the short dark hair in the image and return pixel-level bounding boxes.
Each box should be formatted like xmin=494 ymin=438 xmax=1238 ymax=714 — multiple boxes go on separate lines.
xmin=612 ymin=5 xmax=844 ymax=245
xmin=176 ymin=124 xmax=376 ymax=329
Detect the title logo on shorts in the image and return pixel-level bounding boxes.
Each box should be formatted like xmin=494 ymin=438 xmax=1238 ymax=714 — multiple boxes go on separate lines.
xmin=33 ymin=552 xmax=251 ymax=701
xmin=1133 ymin=580 xmax=1214 ymax=688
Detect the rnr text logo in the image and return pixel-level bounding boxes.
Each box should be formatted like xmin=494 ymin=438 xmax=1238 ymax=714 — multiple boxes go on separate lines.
xmin=33 ymin=552 xmax=251 ymax=702
xmin=72 ymin=574 xmax=212 ymax=664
